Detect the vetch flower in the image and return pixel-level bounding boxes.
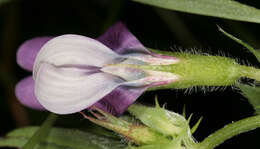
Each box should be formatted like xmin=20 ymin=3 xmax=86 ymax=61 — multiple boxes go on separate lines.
xmin=15 ymin=22 xmax=179 ymax=115
xmin=16 ymin=22 xmax=260 ymax=116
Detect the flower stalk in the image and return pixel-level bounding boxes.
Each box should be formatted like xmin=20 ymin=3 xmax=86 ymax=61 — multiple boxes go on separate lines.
xmin=197 ymin=115 xmax=260 ymax=149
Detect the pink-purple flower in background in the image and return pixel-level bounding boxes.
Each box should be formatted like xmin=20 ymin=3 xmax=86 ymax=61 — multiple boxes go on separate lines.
xmin=15 ymin=22 xmax=179 ymax=116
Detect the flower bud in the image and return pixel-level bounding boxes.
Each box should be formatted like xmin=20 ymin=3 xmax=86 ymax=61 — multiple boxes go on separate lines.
xmin=128 ymin=101 xmax=188 ymax=137
xmin=81 ymin=108 xmax=169 ymax=145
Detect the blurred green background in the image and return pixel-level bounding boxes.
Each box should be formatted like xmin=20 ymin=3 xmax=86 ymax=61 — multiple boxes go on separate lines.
xmin=0 ymin=0 xmax=260 ymax=148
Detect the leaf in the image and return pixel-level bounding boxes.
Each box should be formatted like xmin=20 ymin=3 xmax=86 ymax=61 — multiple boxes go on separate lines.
xmin=218 ymin=27 xmax=260 ymax=63
xmin=23 ymin=113 xmax=58 ymax=149
xmin=132 ymin=0 xmax=260 ymax=24
xmin=237 ymin=83 xmax=260 ymax=114
xmin=0 ymin=0 xmax=11 ymax=7
xmin=0 ymin=126 xmax=125 ymax=149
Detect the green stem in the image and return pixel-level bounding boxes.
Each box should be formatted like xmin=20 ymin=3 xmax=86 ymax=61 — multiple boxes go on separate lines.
xmin=196 ymin=115 xmax=260 ymax=149
xmin=23 ymin=113 xmax=58 ymax=149
xmin=240 ymin=65 xmax=260 ymax=81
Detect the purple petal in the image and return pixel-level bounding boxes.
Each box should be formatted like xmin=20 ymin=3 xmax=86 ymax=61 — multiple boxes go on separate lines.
xmin=15 ymin=76 xmax=45 ymax=110
xmin=93 ymin=86 xmax=148 ymax=116
xmin=17 ymin=37 xmax=52 ymax=71
xmin=97 ymin=22 xmax=179 ymax=61
xmin=97 ymin=22 xmax=150 ymax=55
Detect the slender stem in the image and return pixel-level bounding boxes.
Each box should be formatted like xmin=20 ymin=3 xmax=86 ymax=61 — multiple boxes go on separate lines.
xmin=23 ymin=113 xmax=58 ymax=149
xmin=196 ymin=115 xmax=260 ymax=149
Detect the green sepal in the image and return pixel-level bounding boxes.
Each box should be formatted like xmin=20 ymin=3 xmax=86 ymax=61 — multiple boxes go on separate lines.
xmin=218 ymin=26 xmax=260 ymax=63
xmin=236 ymin=83 xmax=260 ymax=115
xmin=191 ymin=117 xmax=203 ymax=134
xmin=145 ymin=48 xmax=260 ymax=89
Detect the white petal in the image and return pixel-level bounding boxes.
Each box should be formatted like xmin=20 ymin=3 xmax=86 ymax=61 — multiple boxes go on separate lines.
xmin=122 ymin=70 xmax=179 ymax=87
xmin=101 ymin=65 xmax=146 ymax=81
xmin=34 ymin=62 xmax=124 ymax=114
xmin=122 ymin=53 xmax=179 ymax=65
xmin=33 ymin=34 xmax=121 ymax=79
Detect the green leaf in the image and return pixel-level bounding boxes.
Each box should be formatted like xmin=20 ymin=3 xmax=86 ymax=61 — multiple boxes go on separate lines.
xmin=23 ymin=113 xmax=58 ymax=149
xmin=132 ymin=0 xmax=260 ymax=24
xmin=218 ymin=27 xmax=260 ymax=63
xmin=237 ymin=83 xmax=260 ymax=114
xmin=0 ymin=126 xmax=124 ymax=149
xmin=0 ymin=0 xmax=11 ymax=6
